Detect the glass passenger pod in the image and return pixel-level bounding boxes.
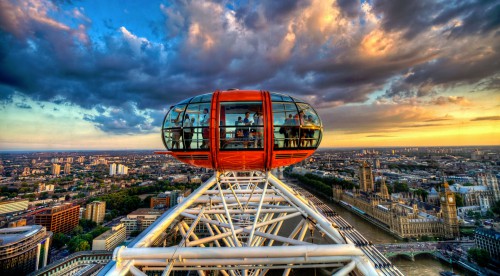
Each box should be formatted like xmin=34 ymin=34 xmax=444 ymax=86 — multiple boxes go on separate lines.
xmin=162 ymin=93 xmax=212 ymax=152
xmin=161 ymin=90 xmax=322 ymax=171
xmin=271 ymin=92 xmax=322 ymax=150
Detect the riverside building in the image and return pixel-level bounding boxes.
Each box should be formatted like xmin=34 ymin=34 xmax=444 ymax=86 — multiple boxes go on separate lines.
xmin=333 ymin=163 xmax=459 ymax=239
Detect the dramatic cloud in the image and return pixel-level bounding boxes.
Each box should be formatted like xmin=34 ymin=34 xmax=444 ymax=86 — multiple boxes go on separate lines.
xmin=0 ymin=0 xmax=499 ymax=139
xmin=429 ymin=96 xmax=472 ymax=106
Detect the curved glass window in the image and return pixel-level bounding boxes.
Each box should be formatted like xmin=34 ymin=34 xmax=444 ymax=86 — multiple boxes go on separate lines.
xmin=220 ymin=102 xmax=264 ymax=150
xmin=189 ymin=93 xmax=213 ymax=103
xmin=291 ymin=96 xmax=305 ymax=103
xmin=272 ymin=98 xmax=322 ymax=149
xmin=270 ymin=93 xmax=293 ymax=102
xmin=163 ymin=104 xmax=186 ymax=150
xmin=162 ymin=94 xmax=212 ymax=151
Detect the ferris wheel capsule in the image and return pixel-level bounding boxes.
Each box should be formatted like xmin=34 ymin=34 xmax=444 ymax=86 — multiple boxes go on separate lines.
xmin=160 ymin=90 xmax=323 ymax=171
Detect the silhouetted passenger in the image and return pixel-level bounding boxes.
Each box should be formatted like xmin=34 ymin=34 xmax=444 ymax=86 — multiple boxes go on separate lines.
xmin=183 ymin=114 xmax=192 ymax=149
xmin=200 ymin=108 xmax=209 ymax=149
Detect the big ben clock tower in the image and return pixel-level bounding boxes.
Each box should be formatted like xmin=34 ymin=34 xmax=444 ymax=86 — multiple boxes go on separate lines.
xmin=440 ymin=182 xmax=459 ymax=238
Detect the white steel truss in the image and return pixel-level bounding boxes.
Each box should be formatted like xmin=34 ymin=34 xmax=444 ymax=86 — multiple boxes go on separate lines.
xmin=101 ymin=171 xmax=378 ymax=276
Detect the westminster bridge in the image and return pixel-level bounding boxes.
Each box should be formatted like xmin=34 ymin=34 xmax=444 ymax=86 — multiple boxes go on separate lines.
xmin=374 ymin=241 xmax=476 ymax=261
xmin=374 ymin=242 xmax=438 ymax=261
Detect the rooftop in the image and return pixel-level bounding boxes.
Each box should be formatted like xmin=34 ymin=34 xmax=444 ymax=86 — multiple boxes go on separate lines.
xmin=38 ymin=203 xmax=78 ymax=215
xmin=94 ymin=224 xmax=124 ymax=241
xmin=127 ymin=208 xmax=164 ymax=216
xmin=0 ymin=198 xmax=29 ymax=205
xmin=0 ymin=225 xmax=44 ymax=245
xmin=475 ymin=227 xmax=500 ymax=240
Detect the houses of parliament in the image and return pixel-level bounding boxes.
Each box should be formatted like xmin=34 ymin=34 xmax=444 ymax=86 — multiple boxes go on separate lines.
xmin=332 ymin=162 xmax=459 ymax=239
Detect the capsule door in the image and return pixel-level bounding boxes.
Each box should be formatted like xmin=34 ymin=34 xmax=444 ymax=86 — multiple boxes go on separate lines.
xmin=213 ymin=91 xmax=267 ymax=171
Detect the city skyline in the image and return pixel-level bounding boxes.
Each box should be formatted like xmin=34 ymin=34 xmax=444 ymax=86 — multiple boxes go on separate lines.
xmin=1 ymin=0 xmax=499 ymax=150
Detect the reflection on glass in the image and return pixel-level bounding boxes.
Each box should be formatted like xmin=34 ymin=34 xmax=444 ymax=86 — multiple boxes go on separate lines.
xmin=271 ymin=101 xmax=322 ymax=150
xmin=162 ymin=95 xmax=212 ymax=151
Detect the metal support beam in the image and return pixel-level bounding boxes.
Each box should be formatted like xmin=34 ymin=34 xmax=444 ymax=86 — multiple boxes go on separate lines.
xmin=101 ymin=171 xmax=381 ymax=276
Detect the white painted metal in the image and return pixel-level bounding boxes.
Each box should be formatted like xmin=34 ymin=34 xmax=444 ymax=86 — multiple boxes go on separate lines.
xmin=102 ymin=171 xmax=379 ymax=276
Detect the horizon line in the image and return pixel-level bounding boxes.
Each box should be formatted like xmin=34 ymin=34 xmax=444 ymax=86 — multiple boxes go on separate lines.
xmin=1 ymin=144 xmax=499 ymax=153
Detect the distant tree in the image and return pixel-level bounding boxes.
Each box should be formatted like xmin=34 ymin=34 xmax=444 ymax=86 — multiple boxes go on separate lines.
xmin=74 ymin=240 xmax=90 ymax=252
xmin=79 ymin=219 xmax=97 ymax=232
xmin=81 ymin=233 xmax=94 ymax=243
xmin=484 ymin=210 xmax=494 ymax=219
xmin=491 ymin=200 xmax=500 ymax=216
xmin=467 ymin=248 xmax=491 ymax=267
xmin=52 ymin=233 xmax=70 ymax=249
xmin=454 ymin=194 xmax=464 ymax=207
xmin=39 ymin=192 xmax=49 ymax=200
xmin=420 ymin=189 xmax=429 ymax=201
xmin=393 ymin=182 xmax=409 ymax=193
xmin=71 ymin=225 xmax=84 ymax=236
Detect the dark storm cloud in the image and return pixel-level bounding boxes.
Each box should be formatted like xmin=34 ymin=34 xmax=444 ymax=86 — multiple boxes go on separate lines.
xmin=261 ymin=0 xmax=311 ymax=23
xmin=337 ymin=0 xmax=360 ymax=18
xmin=83 ymin=102 xmax=154 ymax=134
xmin=372 ymin=0 xmax=441 ymax=38
xmin=372 ymin=0 xmax=500 ymax=39
xmin=0 ymin=0 xmax=499 ymax=135
xmin=235 ymin=0 xmax=311 ymax=30
xmin=434 ymin=0 xmax=500 ymax=38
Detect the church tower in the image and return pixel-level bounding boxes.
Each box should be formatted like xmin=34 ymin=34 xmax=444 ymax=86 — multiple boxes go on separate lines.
xmin=440 ymin=182 xmax=459 ymax=239
xmin=359 ymin=161 xmax=374 ymax=192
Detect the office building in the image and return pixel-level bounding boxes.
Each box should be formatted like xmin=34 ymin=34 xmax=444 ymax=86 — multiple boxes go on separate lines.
xmin=120 ymin=209 xmax=163 ymax=237
xmin=84 ymin=201 xmax=106 ymax=224
xmin=63 ymin=163 xmax=71 ymax=174
xmin=475 ymin=227 xmax=500 ymax=260
xmin=0 ymin=199 xmax=29 ymax=215
xmin=109 ymin=163 xmax=116 ymax=176
xmin=51 ymin=164 xmax=61 ymax=176
xmin=117 ymin=164 xmax=128 ymax=175
xmin=150 ymin=192 xmax=171 ymax=209
xmin=0 ymin=225 xmax=52 ymax=274
xmin=92 ymin=223 xmax=126 ymax=251
xmin=34 ymin=203 xmax=80 ymax=234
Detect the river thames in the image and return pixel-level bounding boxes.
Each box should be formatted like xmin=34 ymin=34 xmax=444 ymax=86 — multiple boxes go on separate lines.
xmin=324 ymin=200 xmax=472 ymax=276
